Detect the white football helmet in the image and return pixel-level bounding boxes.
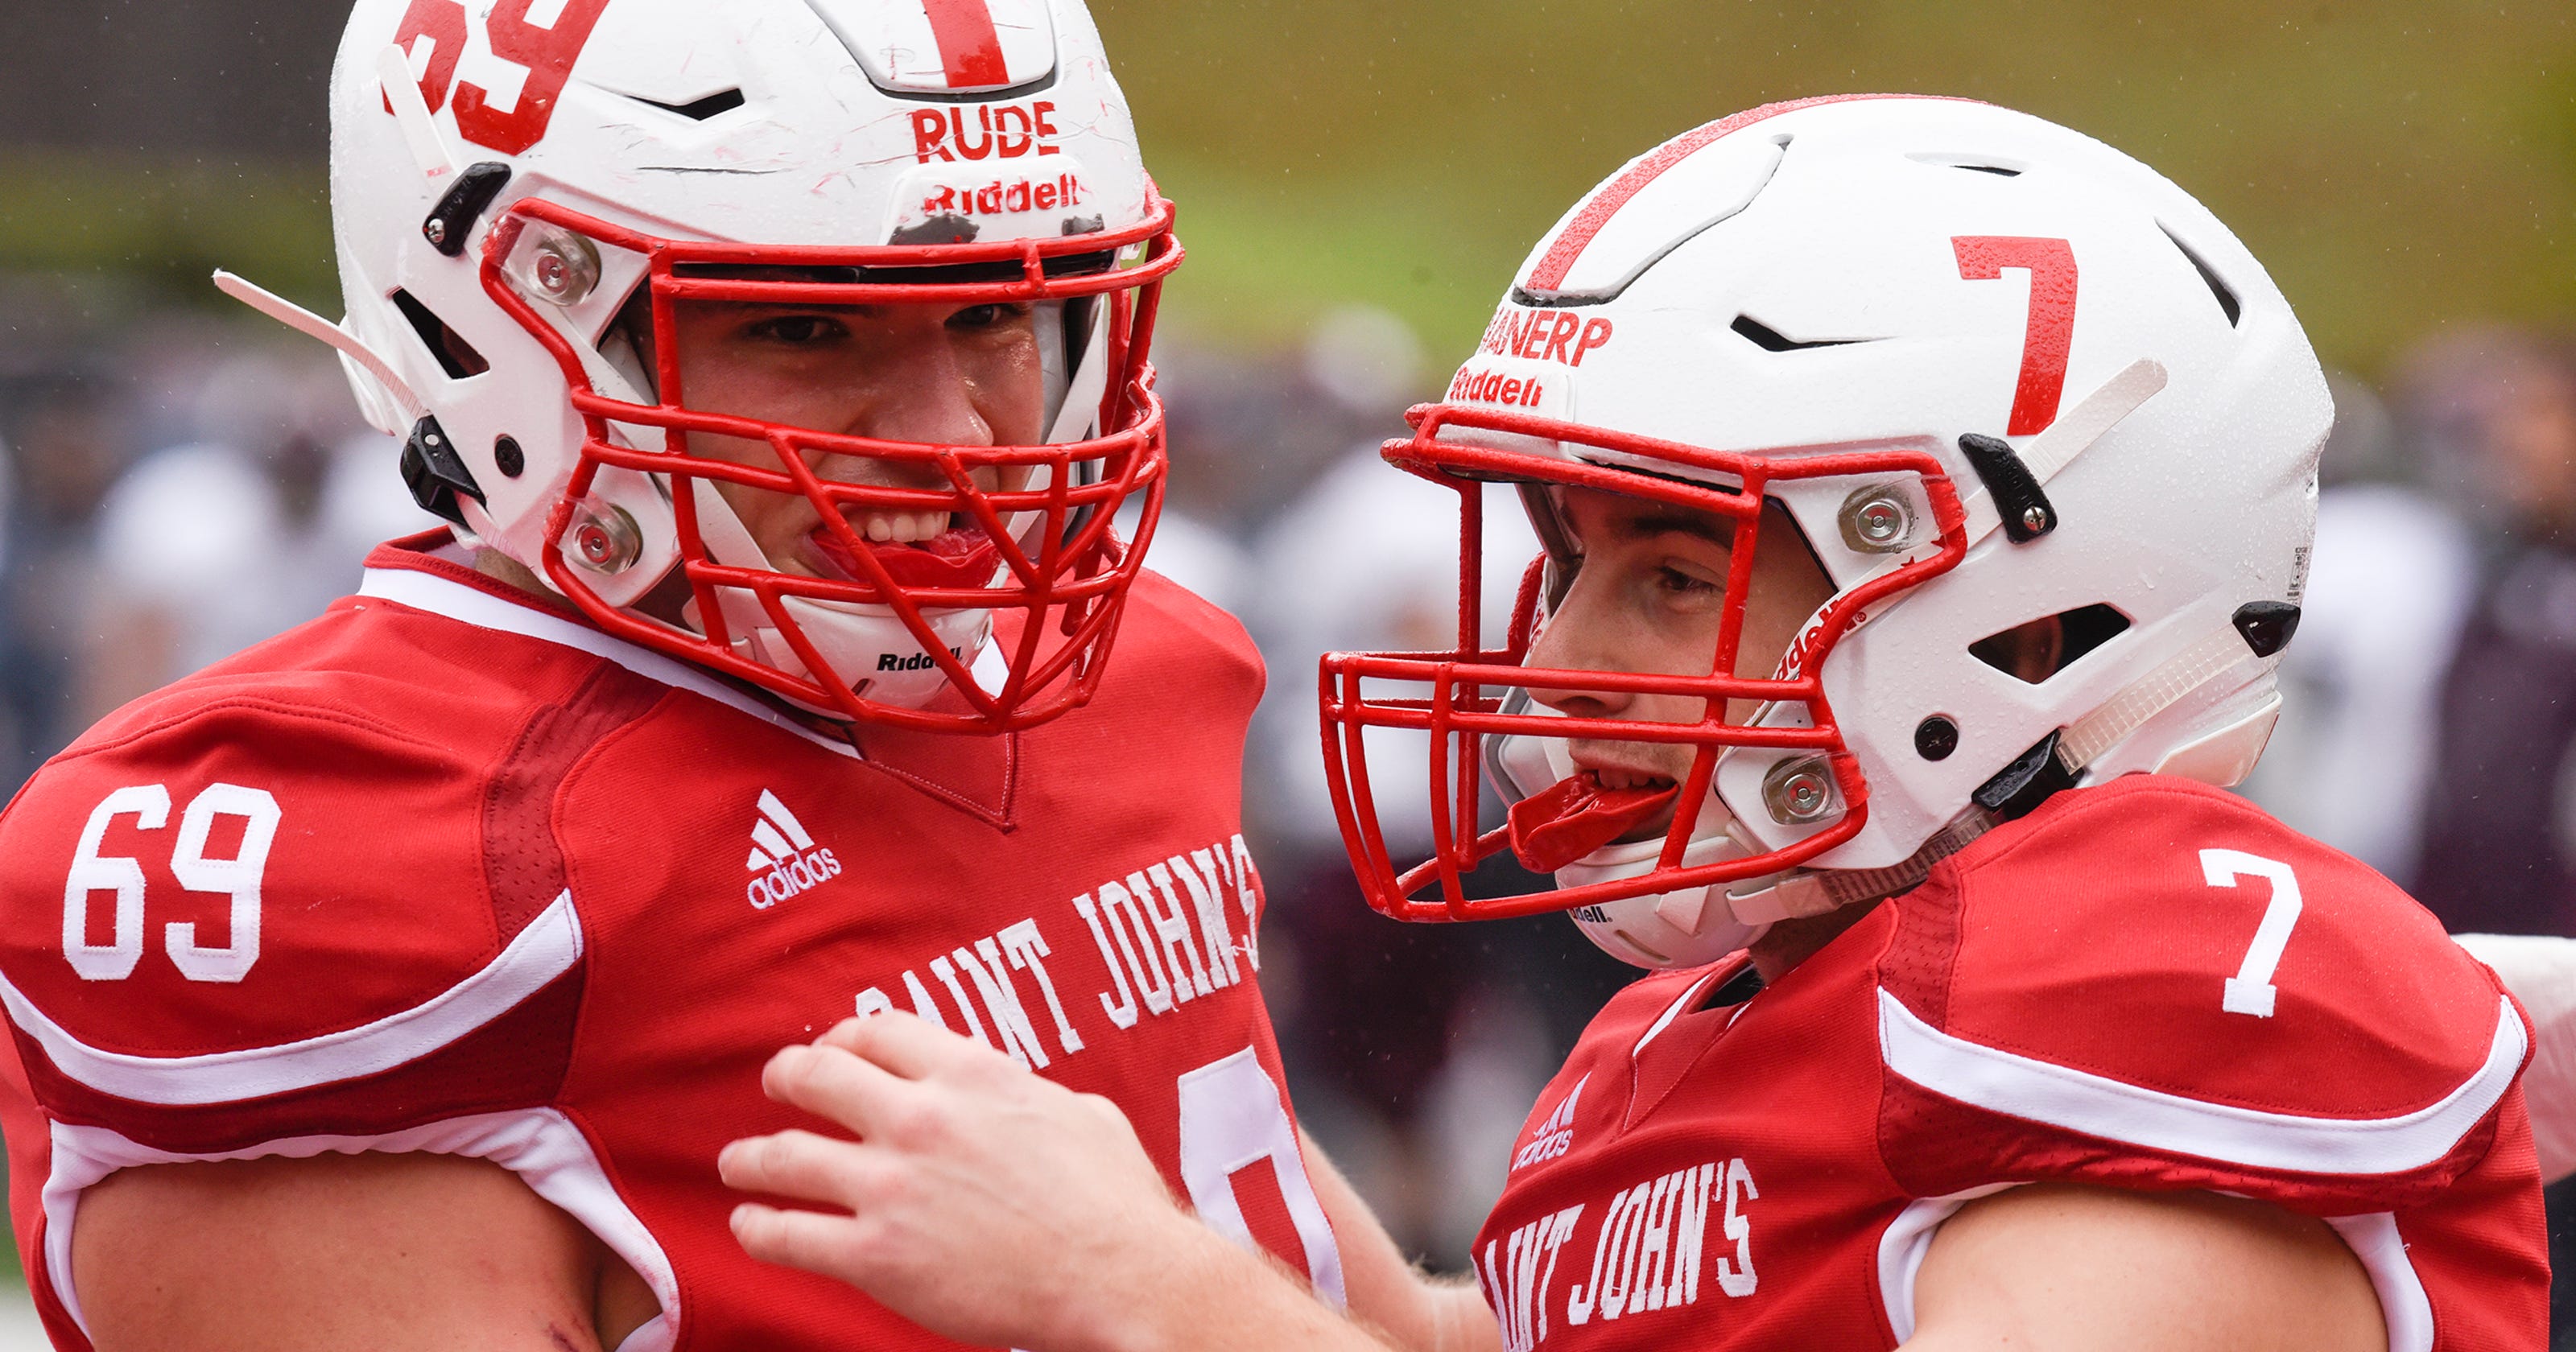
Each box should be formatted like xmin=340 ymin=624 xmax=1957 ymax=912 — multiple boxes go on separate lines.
xmin=223 ymin=0 xmax=1180 ymax=731
xmin=1320 ymin=96 xmax=2330 ymax=968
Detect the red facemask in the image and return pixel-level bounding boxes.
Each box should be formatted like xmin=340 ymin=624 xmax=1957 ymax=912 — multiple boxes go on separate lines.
xmin=483 ymin=195 xmax=1183 ymax=733
xmin=1319 ymin=399 xmax=1968 ymax=923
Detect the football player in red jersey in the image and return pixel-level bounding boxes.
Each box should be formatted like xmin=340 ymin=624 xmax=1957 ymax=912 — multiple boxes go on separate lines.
xmin=721 ymin=97 xmax=2552 ymax=1350
xmin=0 ymin=2 xmax=1493 ymax=1350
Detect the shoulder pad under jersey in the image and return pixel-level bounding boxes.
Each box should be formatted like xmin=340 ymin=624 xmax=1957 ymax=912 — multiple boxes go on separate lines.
xmin=1875 ymin=774 xmax=2525 ymax=1212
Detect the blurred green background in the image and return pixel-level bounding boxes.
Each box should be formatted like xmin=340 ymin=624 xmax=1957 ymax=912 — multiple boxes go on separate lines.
xmin=2 ymin=1 xmax=2570 ymax=379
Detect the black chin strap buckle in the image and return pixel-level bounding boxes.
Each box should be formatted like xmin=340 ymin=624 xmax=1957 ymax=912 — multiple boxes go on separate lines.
xmin=1959 ymin=433 xmax=2059 ymax=542
xmin=401 ymin=416 xmax=486 ymax=527
xmin=1975 ymin=731 xmax=2079 ymax=822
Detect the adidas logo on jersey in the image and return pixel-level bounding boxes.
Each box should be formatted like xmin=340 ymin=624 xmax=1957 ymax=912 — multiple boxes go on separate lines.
xmin=1513 ymin=1073 xmax=1587 ymax=1171
xmin=745 ymin=790 xmax=842 ymax=910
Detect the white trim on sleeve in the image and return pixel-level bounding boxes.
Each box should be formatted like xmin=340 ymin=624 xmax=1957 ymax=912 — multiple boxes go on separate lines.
xmin=0 ymin=892 xmax=582 ymax=1107
xmin=2327 ymin=1214 xmax=2435 ymax=1352
xmin=1876 ymin=1193 xmax=2431 ymax=1352
xmin=1874 ymin=1185 xmax=2021 ymax=1342
xmin=357 ymin=564 xmax=859 ymax=760
xmin=1877 ymin=987 xmax=2524 ymax=1176
xmin=43 ymin=1109 xmax=679 ymax=1351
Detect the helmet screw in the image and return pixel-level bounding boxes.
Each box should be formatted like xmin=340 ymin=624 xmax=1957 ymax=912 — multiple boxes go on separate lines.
xmin=568 ymin=503 xmax=642 ymax=574
xmin=516 ymin=228 xmax=602 ymax=307
xmin=1915 ymin=715 xmax=1959 ymax=761
xmin=423 ymin=219 xmax=448 ymax=247
xmin=1838 ymin=484 xmax=1916 ymax=554
xmin=1761 ymin=756 xmax=1839 ymax=826
xmin=2021 ymin=504 xmax=2052 ymax=534
xmin=493 ymin=437 xmax=526 ymax=479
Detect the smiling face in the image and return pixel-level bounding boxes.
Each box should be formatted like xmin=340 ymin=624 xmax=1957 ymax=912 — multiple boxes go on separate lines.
xmin=1521 ymin=486 xmax=1839 ymax=840
xmin=646 ymin=291 xmax=1053 ymax=587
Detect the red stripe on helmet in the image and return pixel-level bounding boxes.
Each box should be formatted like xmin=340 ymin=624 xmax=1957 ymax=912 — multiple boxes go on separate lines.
xmin=922 ymin=0 xmax=1010 ymax=89
xmin=1524 ymin=93 xmax=1979 ymax=295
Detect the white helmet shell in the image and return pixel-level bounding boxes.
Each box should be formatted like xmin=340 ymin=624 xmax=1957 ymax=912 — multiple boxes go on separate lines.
xmin=1323 ymin=96 xmax=2329 ymax=968
xmin=297 ymin=0 xmax=1176 ymax=729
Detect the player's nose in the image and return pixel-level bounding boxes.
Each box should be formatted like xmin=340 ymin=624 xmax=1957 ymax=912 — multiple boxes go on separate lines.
xmin=1525 ymin=595 xmax=1637 ymax=717
xmin=847 ymin=337 xmax=997 ymax=451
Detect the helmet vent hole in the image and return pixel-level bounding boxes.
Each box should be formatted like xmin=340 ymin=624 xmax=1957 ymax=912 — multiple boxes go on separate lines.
xmin=1970 ymin=604 xmax=2131 ymax=684
xmin=1953 ymin=163 xmax=2021 ymax=177
xmin=390 ymin=290 xmax=489 ymax=380
xmin=1731 ymin=315 xmax=1864 ymax=353
xmin=627 ymin=89 xmax=746 ymax=122
xmin=2159 ymin=225 xmax=2243 ymax=328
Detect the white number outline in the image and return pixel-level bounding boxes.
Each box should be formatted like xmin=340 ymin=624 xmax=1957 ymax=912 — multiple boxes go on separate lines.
xmin=2198 ymin=848 xmax=2304 ymax=1019
xmin=63 ymin=784 xmax=281 ymax=984
xmin=1175 ymin=1048 xmax=1349 ymax=1310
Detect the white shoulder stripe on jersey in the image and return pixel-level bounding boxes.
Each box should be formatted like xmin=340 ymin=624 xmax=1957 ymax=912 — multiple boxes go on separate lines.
xmin=0 ymin=892 xmax=582 ymax=1107
xmin=356 ymin=564 xmax=861 ymax=760
xmin=1877 ymin=987 xmax=2525 ymax=1176
xmin=43 ymin=1110 xmax=680 ymax=1352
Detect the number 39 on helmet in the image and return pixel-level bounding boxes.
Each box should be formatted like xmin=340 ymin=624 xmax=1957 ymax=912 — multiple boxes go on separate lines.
xmin=225 ymin=0 xmax=1182 ymax=732
xmin=1320 ymin=96 xmax=2330 ymax=969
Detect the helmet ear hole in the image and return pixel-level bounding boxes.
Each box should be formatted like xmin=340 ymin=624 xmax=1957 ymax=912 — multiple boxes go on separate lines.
xmin=1970 ymin=604 xmax=2131 ymax=684
xmin=389 ymin=291 xmax=489 ymax=379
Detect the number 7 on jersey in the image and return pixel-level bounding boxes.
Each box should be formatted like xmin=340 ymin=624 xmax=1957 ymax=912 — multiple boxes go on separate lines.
xmin=2199 ymin=849 xmax=2304 ymax=1019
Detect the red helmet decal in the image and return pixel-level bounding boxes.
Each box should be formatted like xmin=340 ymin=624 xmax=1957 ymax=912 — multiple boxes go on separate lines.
xmin=391 ymin=0 xmax=616 ymax=155
xmin=1953 ymin=236 xmax=2080 ymax=437
xmin=921 ymin=0 xmax=1009 ymax=89
xmin=1523 ymin=93 xmax=1981 ymax=298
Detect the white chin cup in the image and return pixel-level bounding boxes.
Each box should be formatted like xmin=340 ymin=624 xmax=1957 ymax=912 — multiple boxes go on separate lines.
xmin=1560 ymin=828 xmax=1773 ymax=971
xmin=688 ymin=479 xmax=1002 ymax=715
xmin=755 ymin=595 xmax=997 ymax=711
xmin=1492 ymin=728 xmax=1775 ymax=971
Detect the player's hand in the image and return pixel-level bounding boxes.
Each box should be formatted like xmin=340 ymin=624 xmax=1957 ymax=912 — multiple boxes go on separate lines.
xmin=720 ymin=1012 xmax=1208 ymax=1352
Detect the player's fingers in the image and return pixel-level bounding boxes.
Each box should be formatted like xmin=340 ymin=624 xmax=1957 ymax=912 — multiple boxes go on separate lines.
xmin=832 ymin=1009 xmax=1021 ymax=1083
xmin=718 ymin=1127 xmax=875 ymax=1208
xmin=812 ymin=1017 xmax=873 ymax=1052
xmin=761 ymin=1043 xmax=914 ymax=1136
xmin=729 ymin=1202 xmax=872 ymax=1280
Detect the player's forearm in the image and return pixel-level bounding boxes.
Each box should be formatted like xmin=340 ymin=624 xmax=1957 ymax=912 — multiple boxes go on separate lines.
xmin=1078 ymin=1218 xmax=1406 ymax=1352
xmin=1294 ymin=1126 xmax=1500 ymax=1352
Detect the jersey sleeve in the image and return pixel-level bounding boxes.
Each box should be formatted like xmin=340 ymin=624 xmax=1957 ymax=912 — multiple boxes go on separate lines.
xmin=1873 ymin=775 xmax=2528 ymax=1215
xmin=0 ymin=691 xmax=587 ymax=1156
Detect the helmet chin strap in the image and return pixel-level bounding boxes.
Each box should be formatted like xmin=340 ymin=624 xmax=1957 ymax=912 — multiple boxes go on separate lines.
xmin=1722 ymin=614 xmax=2277 ymax=925
xmin=1723 ymin=806 xmax=1996 ymax=925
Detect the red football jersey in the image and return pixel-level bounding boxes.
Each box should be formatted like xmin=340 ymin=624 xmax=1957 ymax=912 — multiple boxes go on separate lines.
xmin=1473 ymin=775 xmax=2546 ymax=1352
xmin=0 ymin=534 xmax=1344 ymax=1351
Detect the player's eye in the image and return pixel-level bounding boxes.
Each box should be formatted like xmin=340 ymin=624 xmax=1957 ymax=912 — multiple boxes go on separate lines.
xmin=1657 ymin=565 xmax=1719 ymax=597
xmin=744 ymin=314 xmax=849 ymax=345
xmin=949 ymin=303 xmax=1030 ymax=331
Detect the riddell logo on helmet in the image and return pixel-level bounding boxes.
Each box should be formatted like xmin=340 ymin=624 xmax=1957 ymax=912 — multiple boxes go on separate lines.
xmin=878 ymin=646 xmax=967 ymax=673
xmin=745 ymin=790 xmax=841 ymax=910
xmin=912 ymin=103 xmax=1065 ymax=164
xmin=918 ymin=174 xmax=1086 ymax=221
xmin=1448 ymin=367 xmax=1546 ymax=408
xmin=1479 ymin=307 xmax=1616 ymax=368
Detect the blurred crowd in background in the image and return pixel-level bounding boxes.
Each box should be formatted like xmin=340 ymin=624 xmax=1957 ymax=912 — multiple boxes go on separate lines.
xmin=6 ymin=278 xmax=2576 ymax=1276
xmin=3 ymin=6 xmax=2574 ymax=1348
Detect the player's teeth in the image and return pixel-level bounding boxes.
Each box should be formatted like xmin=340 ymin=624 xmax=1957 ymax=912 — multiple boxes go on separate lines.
xmin=863 ymin=515 xmax=896 ymax=542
